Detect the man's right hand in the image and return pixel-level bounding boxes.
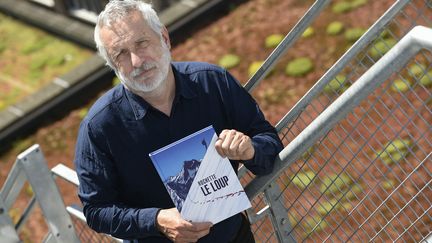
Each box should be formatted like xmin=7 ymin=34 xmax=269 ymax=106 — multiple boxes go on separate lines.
xmin=156 ymin=208 xmax=213 ymax=243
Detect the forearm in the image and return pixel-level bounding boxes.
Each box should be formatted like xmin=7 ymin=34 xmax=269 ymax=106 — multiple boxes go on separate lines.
xmin=83 ymin=203 xmax=162 ymax=239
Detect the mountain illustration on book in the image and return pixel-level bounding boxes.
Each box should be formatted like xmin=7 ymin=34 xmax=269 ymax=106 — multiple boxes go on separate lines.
xmin=149 ymin=126 xmax=251 ymax=224
xmin=164 ymin=159 xmax=201 ymax=211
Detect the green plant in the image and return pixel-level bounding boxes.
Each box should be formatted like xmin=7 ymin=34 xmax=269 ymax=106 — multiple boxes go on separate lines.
xmin=350 ymin=0 xmax=368 ymax=8
xmin=420 ymin=71 xmax=432 ymax=87
xmin=248 ymin=61 xmax=263 ymax=78
xmin=46 ymin=55 xmax=65 ymax=67
xmin=320 ymin=173 xmax=353 ymax=195
xmin=368 ymin=38 xmax=397 ymax=59
xmin=332 ymin=1 xmax=352 ymax=13
xmin=344 ymin=28 xmax=366 ymax=42
xmin=218 ymin=54 xmax=240 ymax=69
xmin=378 ymin=139 xmax=413 ymax=165
xmin=316 ymin=199 xmax=340 ymax=215
xmin=285 ymin=57 xmax=314 ymax=77
xmin=21 ymin=37 xmax=51 ymax=54
xmin=113 ymin=76 xmax=121 ymax=86
xmin=326 ymin=21 xmax=344 ymax=35
xmin=391 ymin=79 xmax=411 ymax=92
xmin=0 ymin=41 xmax=6 ymax=54
xmin=303 ymin=215 xmax=328 ymax=234
xmin=265 ymin=34 xmax=284 ymax=48
xmin=408 ymin=63 xmax=426 ymax=79
xmin=291 ymin=171 xmax=316 ymax=189
xmin=302 ymin=27 xmax=315 ymax=38
xmin=323 ymin=75 xmax=347 ymax=93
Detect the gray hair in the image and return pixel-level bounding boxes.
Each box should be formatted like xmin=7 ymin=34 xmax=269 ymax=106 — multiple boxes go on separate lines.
xmin=94 ymin=0 xmax=164 ymax=68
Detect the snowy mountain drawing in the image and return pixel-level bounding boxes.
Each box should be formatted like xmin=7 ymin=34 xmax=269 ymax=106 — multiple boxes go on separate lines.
xmin=165 ymin=159 xmax=201 ymax=211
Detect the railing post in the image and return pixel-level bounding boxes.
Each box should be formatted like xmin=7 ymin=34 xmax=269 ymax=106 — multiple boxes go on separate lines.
xmin=17 ymin=145 xmax=80 ymax=243
xmin=0 ymin=197 xmax=20 ymax=243
xmin=263 ymin=182 xmax=296 ymax=243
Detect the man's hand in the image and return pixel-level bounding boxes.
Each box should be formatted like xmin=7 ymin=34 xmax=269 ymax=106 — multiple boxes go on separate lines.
xmin=156 ymin=208 xmax=212 ymax=243
xmin=215 ymin=129 xmax=255 ymax=160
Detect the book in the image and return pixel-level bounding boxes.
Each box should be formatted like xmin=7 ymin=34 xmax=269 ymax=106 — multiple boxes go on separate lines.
xmin=149 ymin=125 xmax=251 ymax=224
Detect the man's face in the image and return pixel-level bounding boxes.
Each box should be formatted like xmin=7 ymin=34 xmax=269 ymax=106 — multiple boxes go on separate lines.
xmin=100 ymin=11 xmax=171 ymax=93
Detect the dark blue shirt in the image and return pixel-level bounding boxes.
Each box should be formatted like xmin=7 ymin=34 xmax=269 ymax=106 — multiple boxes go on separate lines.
xmin=74 ymin=62 xmax=283 ymax=242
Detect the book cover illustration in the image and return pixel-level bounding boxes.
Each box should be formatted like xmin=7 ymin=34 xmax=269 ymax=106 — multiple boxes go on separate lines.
xmin=149 ymin=125 xmax=251 ymax=224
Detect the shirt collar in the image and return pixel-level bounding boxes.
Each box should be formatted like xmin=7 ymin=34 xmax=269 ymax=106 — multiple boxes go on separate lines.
xmin=124 ymin=63 xmax=198 ymax=120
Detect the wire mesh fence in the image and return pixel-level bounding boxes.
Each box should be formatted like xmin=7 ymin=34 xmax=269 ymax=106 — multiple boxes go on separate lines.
xmin=245 ymin=0 xmax=431 ymax=242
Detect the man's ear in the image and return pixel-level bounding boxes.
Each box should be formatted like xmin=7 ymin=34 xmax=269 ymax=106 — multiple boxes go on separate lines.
xmin=161 ymin=27 xmax=171 ymax=49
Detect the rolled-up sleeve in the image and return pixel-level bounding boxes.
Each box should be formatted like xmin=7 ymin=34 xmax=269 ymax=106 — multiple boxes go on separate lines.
xmin=74 ymin=120 xmax=161 ymax=239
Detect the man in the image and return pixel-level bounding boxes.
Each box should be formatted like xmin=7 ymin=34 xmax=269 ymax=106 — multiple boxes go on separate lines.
xmin=74 ymin=1 xmax=283 ymax=242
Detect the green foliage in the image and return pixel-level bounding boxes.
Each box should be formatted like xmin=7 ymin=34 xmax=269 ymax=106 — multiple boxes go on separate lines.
xmin=378 ymin=139 xmax=413 ymax=165
xmin=391 ymin=79 xmax=411 ymax=92
xmin=382 ymin=180 xmax=395 ymax=190
xmin=291 ymin=171 xmax=316 ymax=189
xmin=350 ymin=0 xmax=368 ymax=8
xmin=21 ymin=37 xmax=51 ymax=54
xmin=30 ymin=55 xmax=48 ymax=71
xmin=46 ymin=55 xmax=65 ymax=67
xmin=420 ymin=72 xmax=432 ymax=87
xmin=285 ymin=57 xmax=314 ymax=77
xmin=0 ymin=41 xmax=6 ymax=54
xmin=326 ymin=21 xmax=344 ymax=35
xmin=316 ymin=199 xmax=340 ymax=215
xmin=320 ymin=173 xmax=353 ymax=195
xmin=218 ymin=54 xmax=240 ymax=69
xmin=368 ymin=38 xmax=397 ymax=59
xmin=248 ymin=61 xmax=263 ymax=78
xmin=344 ymin=28 xmax=366 ymax=42
xmin=302 ymin=27 xmax=315 ymax=38
xmin=408 ymin=64 xmax=426 ymax=79
xmin=332 ymin=2 xmax=352 ymax=13
xmin=323 ymin=75 xmax=348 ymax=93
xmin=265 ymin=34 xmax=284 ymax=48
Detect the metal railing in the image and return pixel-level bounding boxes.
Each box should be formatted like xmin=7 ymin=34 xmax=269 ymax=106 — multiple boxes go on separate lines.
xmin=1 ymin=0 xmax=431 ymax=242
xmin=240 ymin=0 xmax=432 ymax=241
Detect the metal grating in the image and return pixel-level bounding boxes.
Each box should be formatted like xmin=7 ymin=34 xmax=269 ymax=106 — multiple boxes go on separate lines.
xmin=245 ymin=0 xmax=431 ymax=242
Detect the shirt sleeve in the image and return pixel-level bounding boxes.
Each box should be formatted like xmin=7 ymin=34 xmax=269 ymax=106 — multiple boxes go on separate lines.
xmin=222 ymin=70 xmax=284 ymax=175
xmin=74 ymin=120 xmax=162 ymax=239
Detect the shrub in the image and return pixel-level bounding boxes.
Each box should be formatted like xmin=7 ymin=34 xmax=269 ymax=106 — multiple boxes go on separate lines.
xmin=285 ymin=57 xmax=314 ymax=77
xmin=408 ymin=63 xmax=426 ymax=79
xmin=291 ymin=171 xmax=316 ymax=189
xmin=302 ymin=27 xmax=315 ymax=38
xmin=332 ymin=2 xmax=352 ymax=13
xmin=391 ymin=79 xmax=411 ymax=92
xmin=378 ymin=139 xmax=413 ymax=165
xmin=248 ymin=61 xmax=263 ymax=78
xmin=368 ymin=38 xmax=397 ymax=59
xmin=344 ymin=28 xmax=366 ymax=42
xmin=323 ymin=75 xmax=347 ymax=93
xmin=420 ymin=72 xmax=432 ymax=87
xmin=326 ymin=21 xmax=344 ymax=35
xmin=350 ymin=0 xmax=368 ymax=8
xmin=218 ymin=54 xmax=240 ymax=69
xmin=264 ymin=34 xmax=284 ymax=48
xmin=320 ymin=173 xmax=353 ymax=195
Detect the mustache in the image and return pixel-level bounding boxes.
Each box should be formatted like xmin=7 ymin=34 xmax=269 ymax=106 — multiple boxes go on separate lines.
xmin=130 ymin=63 xmax=157 ymax=78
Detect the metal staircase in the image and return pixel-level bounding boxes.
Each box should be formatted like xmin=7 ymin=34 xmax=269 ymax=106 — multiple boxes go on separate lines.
xmin=1 ymin=0 xmax=431 ymax=242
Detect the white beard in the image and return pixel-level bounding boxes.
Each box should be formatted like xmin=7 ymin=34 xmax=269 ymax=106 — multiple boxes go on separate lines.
xmin=117 ymin=39 xmax=171 ymax=93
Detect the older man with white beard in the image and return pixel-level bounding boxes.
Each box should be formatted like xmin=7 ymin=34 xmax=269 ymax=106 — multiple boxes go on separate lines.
xmin=74 ymin=1 xmax=283 ymax=243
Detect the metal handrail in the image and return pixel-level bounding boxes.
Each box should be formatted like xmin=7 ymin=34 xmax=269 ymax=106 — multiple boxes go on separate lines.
xmin=244 ymin=0 xmax=331 ymax=92
xmin=245 ymin=25 xmax=432 ymax=200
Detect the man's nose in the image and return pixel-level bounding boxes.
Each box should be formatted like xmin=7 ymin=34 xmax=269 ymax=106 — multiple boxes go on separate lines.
xmin=130 ymin=52 xmax=144 ymax=68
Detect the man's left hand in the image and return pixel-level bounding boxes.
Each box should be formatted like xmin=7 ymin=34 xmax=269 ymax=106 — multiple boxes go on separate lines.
xmin=215 ymin=129 xmax=255 ymax=161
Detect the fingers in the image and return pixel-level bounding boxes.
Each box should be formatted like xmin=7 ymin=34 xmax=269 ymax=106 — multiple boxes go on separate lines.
xmin=156 ymin=208 xmax=212 ymax=242
xmin=215 ymin=129 xmax=255 ymax=160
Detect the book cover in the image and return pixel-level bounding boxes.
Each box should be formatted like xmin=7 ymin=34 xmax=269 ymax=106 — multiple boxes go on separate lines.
xmin=149 ymin=125 xmax=251 ymax=224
